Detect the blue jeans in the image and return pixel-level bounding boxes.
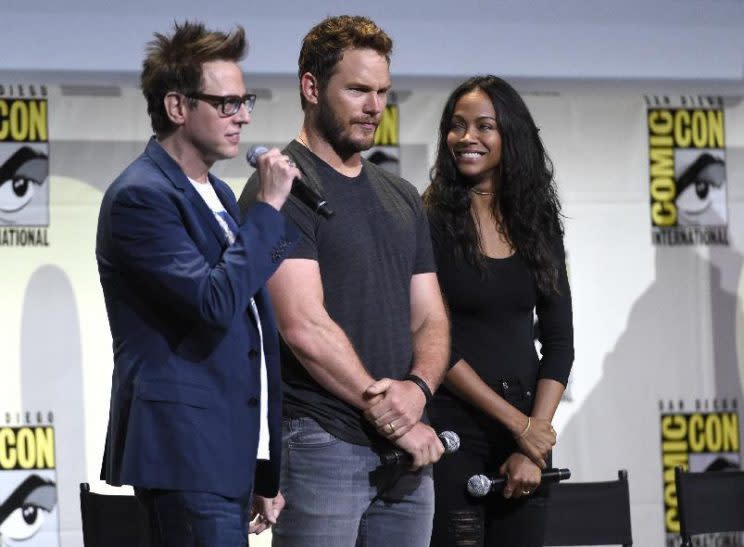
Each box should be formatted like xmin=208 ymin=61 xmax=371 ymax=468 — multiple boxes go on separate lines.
xmin=272 ymin=417 xmax=434 ymax=547
xmin=135 ymin=488 xmax=252 ymax=547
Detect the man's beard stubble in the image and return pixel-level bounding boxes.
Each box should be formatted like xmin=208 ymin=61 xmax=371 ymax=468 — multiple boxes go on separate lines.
xmin=315 ymin=94 xmax=376 ymax=159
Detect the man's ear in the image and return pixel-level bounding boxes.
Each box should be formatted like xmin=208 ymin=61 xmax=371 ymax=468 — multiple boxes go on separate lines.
xmin=163 ymin=92 xmax=189 ymax=126
xmin=300 ymin=73 xmax=320 ymax=106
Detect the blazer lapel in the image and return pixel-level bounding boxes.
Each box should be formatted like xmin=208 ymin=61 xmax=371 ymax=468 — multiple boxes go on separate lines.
xmin=145 ymin=138 xmax=230 ymax=249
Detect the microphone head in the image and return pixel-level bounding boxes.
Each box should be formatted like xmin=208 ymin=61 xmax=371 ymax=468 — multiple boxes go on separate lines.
xmin=439 ymin=431 xmax=460 ymax=454
xmin=246 ymin=145 xmax=269 ymax=167
xmin=466 ymin=474 xmax=491 ymax=497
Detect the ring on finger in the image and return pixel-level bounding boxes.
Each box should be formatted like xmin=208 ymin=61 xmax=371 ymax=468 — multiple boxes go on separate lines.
xmin=386 ymin=422 xmax=395 ymax=434
xmin=522 ymin=489 xmax=531 ymax=495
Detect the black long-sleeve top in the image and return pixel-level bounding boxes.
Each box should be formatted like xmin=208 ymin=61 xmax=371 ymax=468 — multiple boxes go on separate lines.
xmin=428 ymin=212 xmax=574 ymax=399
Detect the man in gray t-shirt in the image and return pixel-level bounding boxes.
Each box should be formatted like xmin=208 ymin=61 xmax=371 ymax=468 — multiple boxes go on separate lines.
xmin=238 ymin=15 xmax=449 ymax=547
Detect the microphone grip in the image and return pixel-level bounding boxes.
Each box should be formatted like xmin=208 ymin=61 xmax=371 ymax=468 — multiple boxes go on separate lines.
xmin=380 ymin=450 xmax=408 ymax=467
xmin=291 ymin=178 xmax=334 ymax=218
xmin=379 ymin=431 xmax=459 ymax=467
xmin=487 ymin=468 xmax=571 ymax=490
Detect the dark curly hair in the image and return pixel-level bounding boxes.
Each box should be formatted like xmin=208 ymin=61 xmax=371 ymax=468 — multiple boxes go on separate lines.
xmin=423 ymin=75 xmax=564 ymax=295
xmin=141 ymin=21 xmax=247 ymax=137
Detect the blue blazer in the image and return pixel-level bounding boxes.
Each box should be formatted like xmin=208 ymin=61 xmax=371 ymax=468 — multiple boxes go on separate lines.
xmin=96 ymin=138 xmax=298 ymax=498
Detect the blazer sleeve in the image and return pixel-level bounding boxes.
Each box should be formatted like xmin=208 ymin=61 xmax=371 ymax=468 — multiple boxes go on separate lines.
xmin=106 ymin=182 xmax=299 ymax=329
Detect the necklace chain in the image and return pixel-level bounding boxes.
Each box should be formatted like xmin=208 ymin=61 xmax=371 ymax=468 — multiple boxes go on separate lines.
xmin=469 ymin=188 xmax=495 ymax=196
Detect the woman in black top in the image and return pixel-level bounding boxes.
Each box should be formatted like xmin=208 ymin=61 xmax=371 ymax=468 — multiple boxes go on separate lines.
xmin=423 ymin=76 xmax=574 ymax=547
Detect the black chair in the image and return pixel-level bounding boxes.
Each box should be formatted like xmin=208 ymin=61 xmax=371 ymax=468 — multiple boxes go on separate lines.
xmin=675 ymin=466 xmax=744 ymax=547
xmin=79 ymin=482 xmax=149 ymax=547
xmin=544 ymin=469 xmax=633 ymax=546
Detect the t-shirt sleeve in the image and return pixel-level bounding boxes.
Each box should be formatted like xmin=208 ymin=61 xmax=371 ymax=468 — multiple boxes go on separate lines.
xmin=536 ymin=238 xmax=575 ymax=386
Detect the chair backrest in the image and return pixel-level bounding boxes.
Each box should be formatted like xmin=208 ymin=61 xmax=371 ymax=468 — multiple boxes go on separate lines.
xmin=79 ymin=482 xmax=149 ymax=547
xmin=675 ymin=466 xmax=744 ymax=546
xmin=544 ymin=469 xmax=633 ymax=546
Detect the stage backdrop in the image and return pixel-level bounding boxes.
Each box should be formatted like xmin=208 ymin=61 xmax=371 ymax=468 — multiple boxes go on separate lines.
xmin=1 ymin=82 xmax=742 ymax=547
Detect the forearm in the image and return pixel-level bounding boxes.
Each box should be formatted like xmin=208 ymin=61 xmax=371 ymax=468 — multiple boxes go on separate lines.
xmin=531 ymin=378 xmax=565 ymax=421
xmin=444 ymin=359 xmax=527 ymax=436
xmin=267 ymin=259 xmax=377 ymax=411
xmin=444 ymin=362 xmax=559 ymax=469
xmin=282 ymin=315 xmax=375 ymax=410
xmin=410 ymin=312 xmax=449 ymax=393
xmin=408 ymin=272 xmax=450 ymax=393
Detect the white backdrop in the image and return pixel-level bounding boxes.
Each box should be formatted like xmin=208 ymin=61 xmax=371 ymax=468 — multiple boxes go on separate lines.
xmin=1 ymin=82 xmax=742 ymax=546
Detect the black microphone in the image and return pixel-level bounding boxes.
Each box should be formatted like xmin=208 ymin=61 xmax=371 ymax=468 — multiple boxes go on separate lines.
xmin=466 ymin=468 xmax=571 ymax=498
xmin=247 ymin=146 xmax=334 ymax=219
xmin=379 ymin=431 xmax=460 ymax=467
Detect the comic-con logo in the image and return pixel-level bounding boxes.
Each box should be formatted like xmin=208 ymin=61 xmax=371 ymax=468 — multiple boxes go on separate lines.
xmin=646 ymin=96 xmax=729 ymax=246
xmin=0 ymin=426 xmax=58 ymax=547
xmin=0 ymin=92 xmax=50 ymax=244
xmin=659 ymin=400 xmax=741 ymax=546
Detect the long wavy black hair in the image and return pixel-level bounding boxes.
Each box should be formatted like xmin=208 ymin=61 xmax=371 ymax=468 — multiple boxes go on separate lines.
xmin=423 ymin=75 xmax=564 ymax=295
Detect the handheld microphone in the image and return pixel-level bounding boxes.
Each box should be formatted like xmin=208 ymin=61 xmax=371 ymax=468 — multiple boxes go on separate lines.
xmin=379 ymin=431 xmax=460 ymax=467
xmin=247 ymin=146 xmax=334 ymax=219
xmin=467 ymin=468 xmax=571 ymax=498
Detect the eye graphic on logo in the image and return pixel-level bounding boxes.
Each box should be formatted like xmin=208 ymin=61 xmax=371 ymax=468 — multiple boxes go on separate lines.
xmin=675 ymin=153 xmax=726 ymax=223
xmin=0 ymin=474 xmax=56 ymax=543
xmin=0 ymin=146 xmax=49 ymax=214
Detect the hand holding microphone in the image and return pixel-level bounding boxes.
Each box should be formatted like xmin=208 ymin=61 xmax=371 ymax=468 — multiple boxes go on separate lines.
xmin=247 ymin=146 xmax=334 ymax=218
xmin=246 ymin=146 xmax=297 ymax=212
xmin=467 ymin=467 xmax=571 ymax=498
xmin=380 ymin=428 xmax=460 ymax=469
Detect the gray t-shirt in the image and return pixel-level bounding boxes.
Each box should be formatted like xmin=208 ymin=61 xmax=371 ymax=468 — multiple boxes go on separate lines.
xmin=239 ymin=141 xmax=435 ymax=445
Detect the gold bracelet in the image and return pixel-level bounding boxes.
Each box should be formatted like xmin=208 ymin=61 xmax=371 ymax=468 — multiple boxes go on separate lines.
xmin=517 ymin=416 xmax=531 ymax=439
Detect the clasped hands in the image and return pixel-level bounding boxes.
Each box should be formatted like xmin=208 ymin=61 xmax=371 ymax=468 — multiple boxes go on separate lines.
xmin=513 ymin=414 xmax=556 ymax=470
xmin=498 ymin=414 xmax=556 ymax=500
xmin=362 ymin=377 xmax=444 ymax=469
xmin=248 ymin=378 xmax=444 ymax=533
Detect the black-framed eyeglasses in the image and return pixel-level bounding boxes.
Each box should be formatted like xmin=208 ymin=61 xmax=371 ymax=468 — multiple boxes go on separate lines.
xmin=187 ymin=92 xmax=257 ymax=116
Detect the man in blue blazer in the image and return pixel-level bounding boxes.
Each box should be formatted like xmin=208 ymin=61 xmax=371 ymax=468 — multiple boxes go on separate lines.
xmin=96 ymin=21 xmax=299 ymax=546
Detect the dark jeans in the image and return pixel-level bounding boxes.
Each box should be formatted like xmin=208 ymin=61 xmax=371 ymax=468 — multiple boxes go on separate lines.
xmin=134 ymin=488 xmax=252 ymax=547
xmin=272 ymin=417 xmax=435 ymax=547
xmin=428 ymin=395 xmax=549 ymax=547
